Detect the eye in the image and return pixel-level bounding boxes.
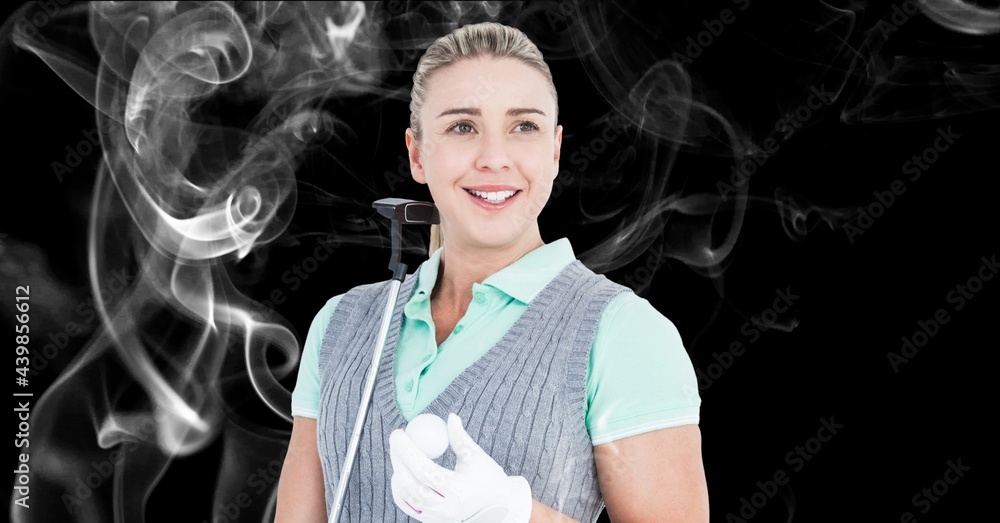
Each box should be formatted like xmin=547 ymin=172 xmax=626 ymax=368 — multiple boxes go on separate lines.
xmin=514 ymin=121 xmax=540 ymax=133
xmin=445 ymin=121 xmax=475 ymax=134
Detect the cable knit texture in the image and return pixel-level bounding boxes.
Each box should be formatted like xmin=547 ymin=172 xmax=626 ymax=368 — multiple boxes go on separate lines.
xmin=318 ymin=259 xmax=631 ymax=522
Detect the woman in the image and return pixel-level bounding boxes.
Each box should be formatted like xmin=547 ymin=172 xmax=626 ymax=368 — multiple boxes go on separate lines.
xmin=275 ymin=22 xmax=709 ymax=523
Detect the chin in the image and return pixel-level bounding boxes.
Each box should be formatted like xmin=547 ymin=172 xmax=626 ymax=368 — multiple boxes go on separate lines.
xmin=461 ymin=230 xmax=522 ymax=247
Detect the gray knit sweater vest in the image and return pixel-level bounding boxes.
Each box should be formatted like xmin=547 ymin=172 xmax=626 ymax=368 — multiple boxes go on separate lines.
xmin=317 ymin=258 xmax=632 ymax=522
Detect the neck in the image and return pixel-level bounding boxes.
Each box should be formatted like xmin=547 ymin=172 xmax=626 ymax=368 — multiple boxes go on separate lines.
xmin=432 ymin=228 xmax=544 ymax=309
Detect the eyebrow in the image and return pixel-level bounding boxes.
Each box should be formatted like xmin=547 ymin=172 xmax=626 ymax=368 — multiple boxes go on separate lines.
xmin=436 ymin=107 xmax=546 ymax=118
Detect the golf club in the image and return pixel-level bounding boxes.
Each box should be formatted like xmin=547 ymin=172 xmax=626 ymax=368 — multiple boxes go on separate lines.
xmin=329 ymin=198 xmax=440 ymax=523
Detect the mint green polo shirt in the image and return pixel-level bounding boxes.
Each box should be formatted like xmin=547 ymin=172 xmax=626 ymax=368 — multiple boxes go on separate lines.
xmin=291 ymin=237 xmax=700 ymax=445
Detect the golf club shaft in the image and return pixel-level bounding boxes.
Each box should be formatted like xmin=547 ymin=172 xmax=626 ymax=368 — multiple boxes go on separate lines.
xmin=328 ymin=278 xmax=402 ymax=523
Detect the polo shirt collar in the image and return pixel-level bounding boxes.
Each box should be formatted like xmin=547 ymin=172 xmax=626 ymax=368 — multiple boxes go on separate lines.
xmin=411 ymin=237 xmax=576 ymax=305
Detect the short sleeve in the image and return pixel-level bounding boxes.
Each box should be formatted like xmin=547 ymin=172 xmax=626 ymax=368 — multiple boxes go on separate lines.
xmin=290 ymin=296 xmax=342 ymax=419
xmin=585 ymin=293 xmax=701 ymax=446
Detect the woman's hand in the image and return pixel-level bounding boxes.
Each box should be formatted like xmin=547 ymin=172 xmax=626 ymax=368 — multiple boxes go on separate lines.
xmin=389 ymin=412 xmax=533 ymax=522
xmin=594 ymin=424 xmax=710 ymax=522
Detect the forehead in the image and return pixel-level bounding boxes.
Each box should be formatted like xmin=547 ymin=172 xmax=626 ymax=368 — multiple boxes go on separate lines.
xmin=423 ymin=57 xmax=553 ymax=115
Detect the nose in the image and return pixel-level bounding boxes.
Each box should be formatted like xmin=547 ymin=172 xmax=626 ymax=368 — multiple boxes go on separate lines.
xmin=474 ymin=131 xmax=512 ymax=172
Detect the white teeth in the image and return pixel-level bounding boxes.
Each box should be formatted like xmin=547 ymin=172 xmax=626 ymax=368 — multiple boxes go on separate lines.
xmin=467 ymin=189 xmax=517 ymax=203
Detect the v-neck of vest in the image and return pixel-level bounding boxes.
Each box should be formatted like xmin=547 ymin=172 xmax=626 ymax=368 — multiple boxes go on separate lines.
xmin=373 ymin=258 xmax=585 ymax=430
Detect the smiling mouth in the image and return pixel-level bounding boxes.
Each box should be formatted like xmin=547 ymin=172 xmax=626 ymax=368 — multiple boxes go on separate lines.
xmin=464 ymin=188 xmax=521 ymax=204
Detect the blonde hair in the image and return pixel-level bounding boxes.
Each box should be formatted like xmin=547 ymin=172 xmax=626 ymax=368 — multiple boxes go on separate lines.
xmin=409 ymin=22 xmax=558 ymax=254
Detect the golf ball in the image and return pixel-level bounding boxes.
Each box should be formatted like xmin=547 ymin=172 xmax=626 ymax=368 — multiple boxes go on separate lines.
xmin=405 ymin=413 xmax=449 ymax=459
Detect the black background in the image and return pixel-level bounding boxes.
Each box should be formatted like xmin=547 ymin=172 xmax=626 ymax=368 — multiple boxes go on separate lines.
xmin=2 ymin=1 xmax=995 ymax=522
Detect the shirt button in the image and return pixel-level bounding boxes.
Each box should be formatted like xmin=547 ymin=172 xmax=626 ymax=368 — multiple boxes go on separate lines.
xmin=453 ymin=324 xmax=464 ymax=334
xmin=474 ymin=292 xmax=486 ymax=304
xmin=405 ymin=379 xmax=413 ymax=392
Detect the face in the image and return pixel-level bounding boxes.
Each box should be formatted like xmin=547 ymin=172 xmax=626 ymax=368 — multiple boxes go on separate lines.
xmin=406 ymin=56 xmax=562 ymax=251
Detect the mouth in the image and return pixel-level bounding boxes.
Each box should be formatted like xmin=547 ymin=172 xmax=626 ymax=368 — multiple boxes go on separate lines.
xmin=464 ymin=188 xmax=522 ymax=209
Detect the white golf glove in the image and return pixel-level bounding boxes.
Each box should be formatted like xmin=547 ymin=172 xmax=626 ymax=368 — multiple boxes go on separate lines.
xmin=389 ymin=412 xmax=533 ymax=523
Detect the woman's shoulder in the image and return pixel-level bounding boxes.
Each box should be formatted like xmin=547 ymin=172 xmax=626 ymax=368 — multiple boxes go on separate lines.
xmin=306 ymin=294 xmax=344 ymax=331
xmin=315 ymin=274 xmax=413 ymax=315
xmin=598 ymin=290 xmax=682 ymax=341
xmin=306 ymin=289 xmax=360 ymax=343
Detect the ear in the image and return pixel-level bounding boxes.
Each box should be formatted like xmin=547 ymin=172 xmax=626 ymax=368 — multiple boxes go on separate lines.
xmin=406 ymin=128 xmax=426 ymax=184
xmin=553 ymin=124 xmax=563 ymax=179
